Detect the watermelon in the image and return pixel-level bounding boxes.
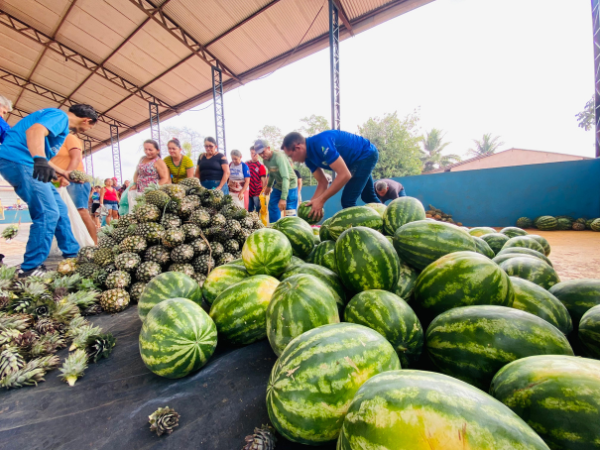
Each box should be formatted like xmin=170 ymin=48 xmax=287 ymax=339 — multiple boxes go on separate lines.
xmin=272 ymin=216 xmax=315 ymax=258
xmin=580 ymin=305 xmax=600 ymax=358
xmin=591 ymin=218 xmax=600 ymax=231
xmin=201 ymin=264 xmax=248 ymax=305
xmin=426 ymin=305 xmax=574 ymax=389
xmin=307 ymin=240 xmax=335 ymax=265
xmin=393 ymin=221 xmax=476 ymax=270
xmin=473 ymin=235 xmax=495 ymax=258
xmin=366 ymin=202 xmax=387 ymax=217
xmin=266 ymin=323 xmax=401 ymax=445
xmin=499 ymin=256 xmax=560 ymax=289
xmin=224 ymin=258 xmax=243 ymax=266
xmin=527 ymin=234 xmax=551 ymax=256
xmin=516 ymin=217 xmax=533 ymax=229
xmin=535 ymin=215 xmax=558 ymax=231
xmin=480 ymin=232 xmax=510 ymax=254
xmin=298 ymin=201 xmax=320 ymax=225
xmin=266 ymin=274 xmax=339 ymax=356
xmin=321 ymin=249 xmax=337 ymax=273
xmin=491 ymin=355 xmax=600 ymax=450
xmin=344 ymin=290 xmax=423 ymax=367
xmin=493 ymin=253 xmax=543 ymax=267
xmin=138 ymin=272 xmax=202 ymax=322
xmin=502 ymin=236 xmax=546 ymax=254
xmin=549 ymin=279 xmax=600 ymax=324
xmin=328 ymin=206 xmax=383 ymax=240
xmin=496 ymin=246 xmax=553 ymax=266
xmin=209 ymin=275 xmax=279 ymax=344
xmin=242 ymin=228 xmax=292 ymax=277
xmin=280 ymin=263 xmax=346 ymax=308
xmin=338 ymin=370 xmax=551 ymax=450
xmin=468 ymin=226 xmax=497 ymax=237
xmin=335 ymin=226 xmax=400 ymax=293
xmin=139 ymin=298 xmax=218 ymax=378
xmin=500 ymin=226 xmax=528 ymax=238
xmin=284 ymin=256 xmax=305 ymax=271
xmin=509 ymin=276 xmax=572 ymax=335
xmin=586 ymin=219 xmax=595 ymax=229
xmin=556 ymin=217 xmax=573 ymax=230
xmin=319 ymin=217 xmax=333 ymax=241
xmin=413 ymin=251 xmax=514 ymax=319
xmin=394 ymin=260 xmax=419 ymax=300
xmin=382 ymin=197 xmax=426 ymax=235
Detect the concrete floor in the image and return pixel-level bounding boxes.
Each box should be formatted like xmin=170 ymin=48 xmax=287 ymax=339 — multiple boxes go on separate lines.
xmin=1 ymin=223 xmax=599 ymax=280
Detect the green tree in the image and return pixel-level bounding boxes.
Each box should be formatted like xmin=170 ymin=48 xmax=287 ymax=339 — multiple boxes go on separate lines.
xmin=147 ymin=126 xmax=205 ymax=162
xmin=257 ymin=125 xmax=283 ymax=150
xmin=420 ymin=128 xmax=461 ymax=172
xmin=468 ymin=133 xmax=504 ymax=157
xmin=299 ymin=114 xmax=330 ymax=136
xmin=576 ymin=95 xmax=595 ymax=131
xmin=357 ymin=111 xmax=423 ymax=179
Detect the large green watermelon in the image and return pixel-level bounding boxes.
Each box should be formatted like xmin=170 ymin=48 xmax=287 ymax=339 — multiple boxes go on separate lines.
xmin=328 ymin=206 xmax=383 ymax=240
xmin=319 ymin=217 xmax=333 ymax=241
xmin=307 ymin=240 xmax=335 ymax=265
xmin=535 ymin=216 xmax=558 ymax=231
xmin=499 ymin=256 xmax=560 ymax=289
xmin=502 ymin=236 xmax=546 ymax=254
xmin=480 ymin=232 xmax=510 ymax=254
xmin=382 ymin=197 xmax=426 ymax=235
xmin=138 ymin=272 xmax=202 ymax=322
xmin=242 ymin=228 xmax=292 ymax=277
xmin=393 ymin=221 xmax=476 ymax=270
xmin=344 ymin=290 xmax=423 ymax=367
xmin=272 ymin=216 xmax=315 ymax=258
xmin=394 ymin=260 xmax=419 ymax=300
xmin=468 ymin=226 xmax=497 ymax=237
xmin=426 ymin=305 xmax=574 ymax=389
xmin=365 ymin=202 xmax=386 ymax=217
xmin=298 ymin=201 xmax=320 ymax=225
xmin=139 ymin=298 xmax=218 ymax=378
xmin=492 ymin=253 xmax=541 ymax=267
xmin=266 ymin=323 xmax=400 ymax=445
xmin=201 ymin=264 xmax=248 ymax=304
xmin=509 ymin=276 xmax=572 ymax=335
xmin=500 ymin=226 xmax=528 ymax=238
xmin=280 ymin=263 xmax=346 ymax=308
xmin=413 ymin=251 xmax=514 ymax=319
xmin=472 ymin=235 xmax=495 ymax=258
xmin=266 ymin=274 xmax=339 ymax=356
xmin=209 ymin=275 xmax=279 ymax=344
xmin=527 ymin=234 xmax=551 ymax=256
xmin=516 ymin=217 xmax=534 ymax=229
xmin=592 ymin=218 xmax=600 ymax=231
xmin=549 ymin=279 xmax=600 ymax=324
xmin=335 ymin=226 xmax=400 ymax=293
xmin=580 ymin=305 xmax=600 ymax=358
xmin=491 ymin=355 xmax=600 ymax=450
xmin=338 ymin=370 xmax=550 ymax=450
xmin=496 ymin=247 xmax=553 ymax=266
xmin=321 ymin=249 xmax=337 ymax=273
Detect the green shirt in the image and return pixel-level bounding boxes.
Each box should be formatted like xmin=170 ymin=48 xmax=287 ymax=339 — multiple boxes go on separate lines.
xmin=164 ymin=155 xmax=194 ymax=184
xmin=263 ymin=150 xmax=297 ymax=200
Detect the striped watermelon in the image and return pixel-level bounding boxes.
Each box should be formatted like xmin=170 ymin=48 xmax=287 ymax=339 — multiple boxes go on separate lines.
xmin=516 ymin=217 xmax=534 ymax=229
xmin=509 ymin=276 xmax=572 ymax=335
xmin=592 ymin=218 xmax=600 ymax=231
xmin=580 ymin=305 xmax=600 ymax=358
xmin=426 ymin=305 xmax=574 ymax=389
xmin=499 ymin=257 xmax=560 ymax=289
xmin=382 ymin=197 xmax=426 ymax=235
xmin=473 ymin=235 xmax=495 ymax=258
xmin=413 ymin=251 xmax=514 ymax=320
xmin=307 ymin=240 xmax=335 ymax=265
xmin=366 ymin=202 xmax=387 ymax=217
xmin=335 ymin=226 xmax=400 ymax=293
xmin=344 ymin=290 xmax=423 ymax=367
xmin=138 ymin=272 xmax=202 ymax=322
xmin=139 ymin=298 xmax=218 ymax=378
xmin=285 ymin=256 xmax=305 ymax=271
xmin=493 ymin=253 xmax=542 ymax=267
xmin=280 ymin=263 xmax=346 ymax=309
xmin=502 ymin=236 xmax=546 ymax=254
xmin=496 ymin=247 xmax=553 ymax=266
xmin=500 ymin=226 xmax=528 ymax=238
xmin=491 ymin=355 xmax=600 ymax=450
xmin=266 ymin=274 xmax=339 ymax=356
xmin=319 ymin=217 xmax=333 ymax=241
xmin=549 ymin=279 xmax=600 ymax=324
xmin=224 ymin=258 xmax=243 ymax=266
xmin=393 ymin=221 xmax=476 ymax=271
xmin=321 ymin=249 xmax=337 ymax=274
xmin=394 ymin=261 xmax=419 ymax=300
xmin=480 ymin=232 xmax=510 ymax=254
xmin=209 ymin=275 xmax=279 ymax=344
xmin=266 ymin=323 xmax=401 ymax=445
xmin=298 ymin=201 xmax=320 ymax=225
xmin=468 ymin=226 xmax=497 ymax=237
xmin=242 ymin=228 xmax=292 ymax=277
xmin=556 ymin=217 xmax=573 ymax=230
xmin=328 ymin=206 xmax=383 ymax=240
xmin=339 ymin=370 xmax=551 ymax=450
xmin=272 ymin=216 xmax=315 ymax=259
xmin=535 ymin=216 xmax=558 ymax=231
xmin=527 ymin=234 xmax=551 ymax=256
xmin=201 ymin=264 xmax=248 ymax=304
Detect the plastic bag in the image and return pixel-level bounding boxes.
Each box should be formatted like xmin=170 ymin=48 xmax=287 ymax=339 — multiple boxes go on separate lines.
xmin=50 ymin=187 xmax=95 ymax=256
xmin=128 ymin=188 xmax=143 ymax=211
xmin=119 ymin=185 xmax=131 ymax=216
xmin=259 ymin=194 xmax=268 ymax=226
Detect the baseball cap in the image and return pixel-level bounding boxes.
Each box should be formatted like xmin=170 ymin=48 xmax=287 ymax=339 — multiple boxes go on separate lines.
xmin=254 ymin=139 xmax=269 ymax=154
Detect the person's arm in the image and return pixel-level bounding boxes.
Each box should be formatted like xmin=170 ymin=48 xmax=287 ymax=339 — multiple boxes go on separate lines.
xmin=194 ymin=165 xmax=200 ymax=179
xmin=100 ymin=187 xmax=106 ymax=205
xmin=184 ymin=157 xmax=195 ymax=179
xmin=264 ymin=171 xmax=275 ymax=195
xmin=311 ymin=168 xmax=329 ymax=199
xmin=186 ymin=167 xmax=195 ymax=178
xmin=218 ymin=164 xmax=230 ymax=190
xmin=306 ymin=157 xmax=351 ymax=220
xmin=155 ymin=159 xmax=171 ymax=185
xmin=297 ymin=176 xmax=303 ymax=192
xmin=25 ymin=123 xmax=49 ymax=159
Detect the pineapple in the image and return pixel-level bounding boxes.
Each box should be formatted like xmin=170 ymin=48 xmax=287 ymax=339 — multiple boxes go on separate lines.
xmin=191 ymin=254 xmax=214 ymax=275
xmin=226 ymin=220 xmax=243 ymax=235
xmin=116 ymin=214 xmax=138 ymax=228
xmin=111 ymin=225 xmax=136 ymax=243
xmin=170 ymin=245 xmax=195 ymax=263
xmin=85 ymin=332 xmax=116 ymax=363
xmin=178 ymin=197 xmax=200 ymax=218
xmin=220 ymin=204 xmax=236 ymax=219
xmin=162 ymin=228 xmax=186 ymax=248
xmin=77 ymin=246 xmax=97 ymax=263
xmin=99 ymin=288 xmax=130 ymax=313
xmin=2 ymin=224 xmax=19 ymax=241
xmin=224 ymin=239 xmax=239 ymax=254
xmin=243 ymin=425 xmax=277 ymax=450
xmin=57 ymin=258 xmax=78 ymax=276
xmin=93 ymin=248 xmax=115 ymax=267
xmin=144 ymin=245 xmax=171 ymax=265
xmin=136 ymin=262 xmax=162 ymax=282
xmin=93 ymin=269 xmax=108 ymax=287
xmin=135 ymin=222 xmax=165 ymax=244
xmin=237 ymin=229 xmax=253 ymax=245
xmin=34 ymin=318 xmax=64 ymax=335
xmin=97 ymin=235 xmax=116 ymax=249
xmin=161 ymin=213 xmax=182 ymax=229
xmin=105 ymin=271 xmax=131 ymax=289
xmin=191 ymin=273 xmax=206 ymax=288
xmin=75 ymin=263 xmax=100 ymax=279
xmin=168 ymin=264 xmax=195 ymax=277
xmin=190 ymin=239 xmax=209 ymax=255
xmin=178 ymin=178 xmax=201 ymax=189
xmin=0 ymin=345 xmax=24 ymax=379
xmin=190 ymin=209 xmax=212 ymax=228
xmin=114 ymin=253 xmax=141 ymax=272
xmin=144 ymin=184 xmax=171 ymax=209
xmin=69 ymin=170 xmax=92 ymax=183
xmin=134 ymin=204 xmax=161 ymax=223
xmin=160 ymin=184 xmax=186 ymax=200
xmin=119 ymin=235 xmax=148 ymax=253
xmin=82 ymin=304 xmax=103 ymax=316
xmin=232 ymin=206 xmax=248 ymax=220
xmin=59 ymin=348 xmax=88 ymax=386
xmin=129 ymin=282 xmax=146 ymax=304
xmin=210 ymin=242 xmax=224 ymax=258
xmin=1 ymin=359 xmax=46 ymax=389
xmin=239 ymin=216 xmax=254 ymax=230
xmin=211 ymin=213 xmax=227 ymax=228
xmin=182 ymin=224 xmax=202 ymax=241
xmin=149 ymin=406 xmax=180 ymax=436
xmin=203 ymin=226 xmax=222 ymax=239
xmin=218 ymin=253 xmax=236 ymax=266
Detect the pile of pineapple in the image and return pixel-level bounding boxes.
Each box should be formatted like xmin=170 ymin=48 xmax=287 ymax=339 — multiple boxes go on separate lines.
xmin=63 ymin=179 xmax=264 ymax=314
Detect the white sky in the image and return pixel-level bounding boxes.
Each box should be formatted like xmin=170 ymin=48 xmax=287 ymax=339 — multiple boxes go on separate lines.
xmin=89 ymin=0 xmax=595 ymax=181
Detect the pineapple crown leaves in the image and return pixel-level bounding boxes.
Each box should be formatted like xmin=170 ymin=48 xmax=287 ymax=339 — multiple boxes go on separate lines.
xmin=0 ymin=345 xmax=25 ymax=379
xmin=65 ymin=316 xmax=90 ymax=337
xmin=69 ymin=324 xmax=102 ymax=351
xmin=20 ymin=280 xmax=48 ymax=299
xmin=77 ymin=278 xmax=99 ymax=292
xmin=52 ymin=302 xmax=81 ymax=325
xmin=0 ymin=328 xmax=21 ymax=346
xmin=243 ymin=424 xmax=278 ymax=450
xmin=149 ymin=406 xmax=181 ymax=437
xmin=143 ymin=183 xmax=161 ymax=193
xmin=64 ymin=291 xmax=100 ymax=309
xmin=0 ymin=312 xmax=32 ymax=331
xmin=1 ymin=359 xmax=46 ymax=389
xmin=2 ymin=224 xmax=19 ymax=241
xmin=29 ymin=332 xmax=66 ymax=357
xmin=58 ymin=349 xmax=88 ymax=386
xmin=85 ymin=332 xmax=116 ymax=363
xmin=51 ymin=274 xmax=83 ymax=291
xmin=29 ymin=354 xmax=61 ymax=372
xmin=0 ymin=265 xmax=17 ymax=282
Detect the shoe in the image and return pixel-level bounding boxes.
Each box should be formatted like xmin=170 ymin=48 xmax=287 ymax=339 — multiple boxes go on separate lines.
xmin=18 ymin=264 xmax=48 ymax=278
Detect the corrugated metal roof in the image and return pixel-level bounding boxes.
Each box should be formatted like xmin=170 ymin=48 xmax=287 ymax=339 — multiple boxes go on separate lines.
xmin=1 ymin=0 xmax=435 ymax=152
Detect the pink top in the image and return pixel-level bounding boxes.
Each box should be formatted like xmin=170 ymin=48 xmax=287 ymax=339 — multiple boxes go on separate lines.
xmin=136 ymin=157 xmax=160 ymax=192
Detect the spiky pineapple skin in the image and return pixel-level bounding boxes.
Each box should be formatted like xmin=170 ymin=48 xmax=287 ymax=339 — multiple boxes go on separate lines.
xmin=190 ymin=209 xmax=212 ymax=228
xmin=135 ymin=223 xmax=165 ymax=244
xmin=170 ymin=245 xmax=195 ymax=263
xmin=144 ymin=188 xmax=171 ymax=209
xmin=144 ymin=245 xmax=171 ymax=265
xmin=136 ymin=262 xmax=162 ymax=282
xmin=129 ymin=282 xmax=146 ymax=304
xmin=105 ymin=271 xmax=131 ymax=289
xmin=93 ymin=248 xmax=115 ymax=267
xmin=114 ymin=252 xmax=141 ymax=272
xmin=168 ymin=264 xmax=195 ymax=277
xmin=190 ymin=239 xmax=209 ymax=255
xmin=135 ymin=204 xmax=161 ymax=223
xmin=191 ymin=254 xmax=214 ymax=275
xmin=99 ymin=289 xmax=130 ymax=313
xmin=162 ymin=228 xmax=186 ymax=248
xmin=75 ymin=263 xmax=100 ymax=279
xmin=77 ymin=247 xmax=98 ymax=263
xmin=119 ymin=235 xmax=148 ymax=254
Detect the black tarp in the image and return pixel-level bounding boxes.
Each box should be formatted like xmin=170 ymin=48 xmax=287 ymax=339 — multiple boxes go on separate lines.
xmin=0 ymin=307 xmax=336 ymax=450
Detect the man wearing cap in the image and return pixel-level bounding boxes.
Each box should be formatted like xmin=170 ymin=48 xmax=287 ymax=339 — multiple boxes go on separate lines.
xmin=281 ymin=130 xmax=380 ymax=220
xmin=254 ymin=139 xmax=298 ymax=223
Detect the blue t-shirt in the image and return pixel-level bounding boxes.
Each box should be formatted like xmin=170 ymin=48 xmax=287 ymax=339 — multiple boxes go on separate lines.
xmin=305 ymin=130 xmax=375 ymax=173
xmin=0 ymin=116 xmax=10 ymax=144
xmin=229 ymin=161 xmax=250 ymax=182
xmin=0 ymin=108 xmax=69 ymax=166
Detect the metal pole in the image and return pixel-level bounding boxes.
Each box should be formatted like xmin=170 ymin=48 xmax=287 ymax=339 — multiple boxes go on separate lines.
xmin=110 ymin=124 xmax=123 ymax=184
xmin=212 ymin=65 xmax=226 ymax=156
xmin=149 ymin=101 xmax=162 ymax=157
xmin=593 ymin=0 xmax=600 ymax=157
xmin=329 ymin=0 xmax=340 ymax=132
xmin=83 ymin=139 xmax=94 ymax=178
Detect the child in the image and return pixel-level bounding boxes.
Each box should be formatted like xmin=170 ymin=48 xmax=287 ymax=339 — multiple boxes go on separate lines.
xmin=227 ymin=149 xmax=250 ymax=208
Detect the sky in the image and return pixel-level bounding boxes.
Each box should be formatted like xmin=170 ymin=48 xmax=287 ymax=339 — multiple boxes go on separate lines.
xmin=89 ymin=0 xmax=595 ymax=181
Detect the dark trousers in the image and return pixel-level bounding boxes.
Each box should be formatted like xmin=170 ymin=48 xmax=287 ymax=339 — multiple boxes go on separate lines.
xmin=340 ymin=147 xmax=381 ymax=208
xmin=248 ymin=196 xmax=261 ymax=213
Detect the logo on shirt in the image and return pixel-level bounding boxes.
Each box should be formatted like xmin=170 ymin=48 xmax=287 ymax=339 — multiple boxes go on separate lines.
xmin=322 ymin=146 xmax=330 ymax=155
xmin=269 ymin=167 xmax=279 ymax=173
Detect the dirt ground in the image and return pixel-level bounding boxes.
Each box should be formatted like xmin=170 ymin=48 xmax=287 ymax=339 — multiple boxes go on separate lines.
xmin=1 ymin=223 xmax=598 ymax=281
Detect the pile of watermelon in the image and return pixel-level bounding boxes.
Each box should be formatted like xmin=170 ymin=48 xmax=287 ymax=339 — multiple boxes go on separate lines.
xmin=517 ymin=215 xmax=600 ymax=231
xmin=133 ymin=197 xmax=600 ymax=449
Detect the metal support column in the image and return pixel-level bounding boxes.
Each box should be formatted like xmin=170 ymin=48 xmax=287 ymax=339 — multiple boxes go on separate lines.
xmin=83 ymin=139 xmax=94 ymax=178
xmin=110 ymin=125 xmax=123 ymax=184
xmin=593 ymin=0 xmax=600 ymax=157
xmin=149 ymin=101 xmax=162 ymax=156
xmin=329 ymin=0 xmax=341 ymax=131
xmin=212 ymin=65 xmax=226 ymax=155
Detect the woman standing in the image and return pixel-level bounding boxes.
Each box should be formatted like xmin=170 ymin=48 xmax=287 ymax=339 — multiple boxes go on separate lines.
xmin=90 ymin=186 xmax=101 ymax=227
xmin=195 ymin=137 xmax=229 ymax=194
xmin=100 ymin=178 xmax=120 ymax=225
xmin=129 ymin=139 xmax=170 ymax=207
xmin=164 ymin=137 xmax=194 ymax=184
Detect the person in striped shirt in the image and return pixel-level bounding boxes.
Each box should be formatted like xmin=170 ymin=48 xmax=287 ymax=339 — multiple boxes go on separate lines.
xmin=246 ymin=145 xmax=267 ymax=213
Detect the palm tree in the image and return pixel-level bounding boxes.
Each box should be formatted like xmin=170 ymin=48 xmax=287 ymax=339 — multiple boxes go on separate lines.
xmin=420 ymin=128 xmax=461 ymax=172
xmin=468 ymin=133 xmax=504 ymax=157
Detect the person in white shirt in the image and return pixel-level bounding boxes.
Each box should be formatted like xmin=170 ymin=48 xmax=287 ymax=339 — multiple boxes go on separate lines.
xmin=228 ymin=149 xmax=250 ymax=207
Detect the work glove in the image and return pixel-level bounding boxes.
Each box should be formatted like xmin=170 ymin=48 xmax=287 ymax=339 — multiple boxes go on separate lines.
xmin=32 ymin=157 xmax=55 ymax=183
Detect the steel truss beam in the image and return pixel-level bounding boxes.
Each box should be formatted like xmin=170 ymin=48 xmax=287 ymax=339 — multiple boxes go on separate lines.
xmin=149 ymin=101 xmax=162 ymax=156
xmin=329 ymin=0 xmax=341 ymax=131
xmin=110 ymin=125 xmax=123 ymax=184
xmin=212 ymin=66 xmax=226 ymax=155
xmin=83 ymin=139 xmax=94 ymax=177
xmin=593 ymin=0 xmax=600 ymax=158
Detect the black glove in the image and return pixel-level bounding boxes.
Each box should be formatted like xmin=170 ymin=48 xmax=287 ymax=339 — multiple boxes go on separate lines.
xmin=32 ymin=157 xmax=55 ymax=183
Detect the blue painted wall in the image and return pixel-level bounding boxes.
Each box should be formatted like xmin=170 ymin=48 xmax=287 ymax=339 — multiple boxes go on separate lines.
xmin=302 ymin=159 xmax=600 ymax=227
xmin=0 ymin=209 xmax=32 ymax=224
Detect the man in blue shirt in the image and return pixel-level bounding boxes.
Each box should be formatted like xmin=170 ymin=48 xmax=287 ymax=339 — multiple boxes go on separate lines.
xmin=0 ymin=104 xmax=98 ymax=277
xmin=0 ymin=95 xmax=12 ymax=144
xmin=282 ymin=130 xmax=381 ymax=220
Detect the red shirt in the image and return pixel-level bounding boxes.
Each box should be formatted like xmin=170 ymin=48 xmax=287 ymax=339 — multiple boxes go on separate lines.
xmin=247 ymin=160 xmax=267 ymax=197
